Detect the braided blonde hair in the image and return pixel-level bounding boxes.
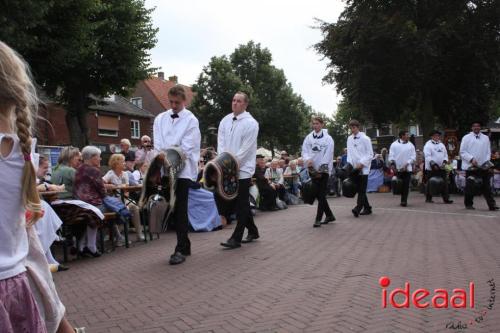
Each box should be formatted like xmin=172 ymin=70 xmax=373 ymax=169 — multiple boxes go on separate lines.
xmin=0 ymin=41 xmax=42 ymax=225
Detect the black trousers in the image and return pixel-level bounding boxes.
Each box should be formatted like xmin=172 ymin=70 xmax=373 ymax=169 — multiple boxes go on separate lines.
xmin=352 ymin=174 xmax=371 ymax=211
xmin=397 ymin=171 xmax=412 ymax=204
xmin=231 ymin=179 xmax=259 ymax=242
xmin=425 ymin=170 xmax=450 ymax=201
xmin=173 ymin=178 xmax=191 ymax=255
xmin=313 ymin=173 xmax=334 ymax=221
xmin=464 ymin=170 xmax=496 ymax=208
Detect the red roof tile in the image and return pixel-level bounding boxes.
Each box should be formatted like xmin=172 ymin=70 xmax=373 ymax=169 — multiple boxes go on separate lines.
xmin=143 ymin=77 xmax=194 ymax=110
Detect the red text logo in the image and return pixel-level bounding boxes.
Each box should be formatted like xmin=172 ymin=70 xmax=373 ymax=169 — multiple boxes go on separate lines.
xmin=380 ymin=276 xmax=475 ymax=309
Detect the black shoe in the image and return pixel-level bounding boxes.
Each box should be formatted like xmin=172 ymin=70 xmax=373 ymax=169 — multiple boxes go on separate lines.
xmin=352 ymin=209 xmax=359 ymax=218
xmin=57 ymin=264 xmax=70 ymax=272
xmin=321 ymin=216 xmax=336 ymax=224
xmin=400 ymin=202 xmax=407 ymax=207
xmin=359 ymin=209 xmax=372 ymax=216
xmin=241 ymin=235 xmax=259 ymax=243
xmin=425 ymin=199 xmax=434 ymax=203
xmin=220 ymin=239 xmax=241 ymax=249
xmin=489 ymin=206 xmax=499 ymax=211
xmin=80 ymin=247 xmax=101 ymax=258
xmin=313 ymin=220 xmax=322 ymax=228
xmin=443 ymin=199 xmax=454 ymax=204
xmin=465 ymin=206 xmax=475 ymax=210
xmin=169 ymin=252 xmax=186 ymax=265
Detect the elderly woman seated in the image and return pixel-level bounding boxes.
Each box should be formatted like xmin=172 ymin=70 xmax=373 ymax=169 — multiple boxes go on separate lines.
xmin=103 ymin=153 xmax=144 ymax=242
xmin=283 ymin=159 xmax=301 ymax=196
xmin=265 ymin=159 xmax=287 ymax=203
xmin=74 ymin=146 xmax=130 ymax=247
xmin=254 ymin=156 xmax=278 ymax=210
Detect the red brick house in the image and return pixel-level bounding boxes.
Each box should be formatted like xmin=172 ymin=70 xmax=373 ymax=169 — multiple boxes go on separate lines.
xmin=37 ymin=95 xmax=154 ymax=154
xmin=129 ymin=72 xmax=194 ymax=117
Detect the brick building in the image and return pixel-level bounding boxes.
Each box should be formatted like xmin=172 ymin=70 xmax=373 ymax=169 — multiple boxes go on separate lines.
xmin=129 ymin=72 xmax=194 ymax=117
xmin=37 ymin=95 xmax=154 ymax=155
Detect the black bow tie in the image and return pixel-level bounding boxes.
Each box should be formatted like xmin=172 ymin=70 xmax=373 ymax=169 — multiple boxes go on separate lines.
xmin=475 ymin=135 xmax=480 ymax=139
xmin=313 ymin=132 xmax=323 ymax=139
xmin=171 ymin=113 xmax=179 ymax=119
xmin=399 ymin=140 xmax=407 ymax=144
xmin=432 ymin=141 xmax=439 ymax=145
xmin=354 ymin=136 xmax=359 ymax=140
xmin=233 ymin=116 xmax=237 ymax=121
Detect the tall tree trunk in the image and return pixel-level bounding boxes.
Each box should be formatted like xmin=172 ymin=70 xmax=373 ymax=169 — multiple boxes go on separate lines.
xmin=66 ymin=92 xmax=89 ymax=148
xmin=419 ymin=88 xmax=435 ymax=140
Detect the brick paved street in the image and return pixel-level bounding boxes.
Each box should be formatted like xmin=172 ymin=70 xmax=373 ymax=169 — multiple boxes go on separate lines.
xmin=54 ymin=193 xmax=500 ymax=333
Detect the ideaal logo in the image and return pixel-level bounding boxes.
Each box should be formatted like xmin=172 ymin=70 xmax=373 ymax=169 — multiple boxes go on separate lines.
xmin=379 ymin=276 xmax=474 ymax=308
xmin=378 ymin=277 xmax=496 ymax=330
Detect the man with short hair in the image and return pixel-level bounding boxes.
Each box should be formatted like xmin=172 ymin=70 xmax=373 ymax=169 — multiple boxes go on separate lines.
xmin=423 ymin=130 xmax=453 ymax=204
xmin=347 ymin=119 xmax=373 ymax=217
xmin=219 ymin=92 xmax=260 ymax=248
xmin=460 ymin=121 xmax=498 ymax=210
xmin=302 ymin=116 xmax=335 ymax=227
xmin=153 ymin=85 xmax=201 ymax=265
xmin=388 ymin=130 xmax=416 ymax=207
xmin=135 ymin=135 xmax=155 ymax=165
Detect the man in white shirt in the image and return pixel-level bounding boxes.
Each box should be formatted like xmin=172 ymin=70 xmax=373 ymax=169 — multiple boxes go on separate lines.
xmin=388 ymin=130 xmax=416 ymax=207
xmin=301 ymin=116 xmax=335 ymax=227
xmin=423 ymin=130 xmax=453 ymax=204
xmin=153 ymin=85 xmax=201 ymax=265
xmin=346 ymin=119 xmax=373 ymax=217
xmin=460 ymin=121 xmax=498 ymax=210
xmin=219 ymin=92 xmax=260 ymax=248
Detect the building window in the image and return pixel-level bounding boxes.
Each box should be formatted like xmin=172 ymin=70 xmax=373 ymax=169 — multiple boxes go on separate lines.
xmin=378 ymin=125 xmax=392 ymax=136
xmin=130 ymin=97 xmax=143 ymax=109
xmin=97 ymin=115 xmax=119 ymax=137
xmin=131 ymin=120 xmax=140 ymax=139
xmin=409 ymin=125 xmax=419 ymax=136
xmin=366 ymin=127 xmax=378 ymax=138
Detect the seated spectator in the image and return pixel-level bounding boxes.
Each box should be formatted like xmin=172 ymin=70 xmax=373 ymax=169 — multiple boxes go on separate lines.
xmin=367 ymin=154 xmax=384 ymax=192
xmin=284 ymin=160 xmax=301 ymax=196
xmin=103 ymin=154 xmax=144 ymax=242
xmin=36 ymin=156 xmax=65 ymax=192
xmin=132 ymin=162 xmax=148 ymax=185
xmin=297 ymin=157 xmax=310 ymax=184
xmin=51 ymin=146 xmax=82 ymax=199
xmin=278 ymin=159 xmax=287 ymax=170
xmin=120 ymin=138 xmax=135 ymax=172
xmin=135 ymin=135 xmax=155 ymax=166
xmin=37 ymin=152 xmax=104 ymax=258
xmin=265 ymin=159 xmax=287 ymax=202
xmin=254 ymin=156 xmax=278 ymax=210
xmin=74 ymin=146 xmax=120 ymax=250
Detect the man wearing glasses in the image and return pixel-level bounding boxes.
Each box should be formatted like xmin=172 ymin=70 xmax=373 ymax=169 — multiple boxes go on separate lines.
xmin=135 ymin=135 xmax=155 ymax=166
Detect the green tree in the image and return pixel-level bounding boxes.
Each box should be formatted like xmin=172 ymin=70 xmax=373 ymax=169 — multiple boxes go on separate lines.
xmin=192 ymin=41 xmax=313 ymax=154
xmin=0 ymin=0 xmax=158 ymax=147
xmin=315 ymin=0 xmax=500 ymax=137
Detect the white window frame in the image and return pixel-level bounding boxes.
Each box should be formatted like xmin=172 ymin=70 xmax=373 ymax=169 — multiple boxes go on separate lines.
xmin=130 ymin=97 xmax=143 ymax=109
xmin=131 ymin=119 xmax=140 ymax=139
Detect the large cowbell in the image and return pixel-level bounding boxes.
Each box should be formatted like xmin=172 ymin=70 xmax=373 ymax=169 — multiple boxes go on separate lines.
xmin=139 ymin=147 xmax=185 ymax=232
xmin=466 ymin=175 xmax=483 ymax=197
xmin=342 ymin=177 xmax=357 ymax=198
xmin=203 ymin=152 xmax=239 ymax=201
xmin=301 ymin=179 xmax=318 ymax=205
xmin=427 ymin=176 xmax=444 ymax=197
xmin=392 ymin=176 xmax=403 ymax=195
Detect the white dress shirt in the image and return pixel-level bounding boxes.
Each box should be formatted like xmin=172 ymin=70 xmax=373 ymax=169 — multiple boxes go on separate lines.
xmin=217 ymin=111 xmax=259 ymax=179
xmin=347 ymin=132 xmax=373 ymax=175
xmin=301 ymin=129 xmax=334 ymax=174
xmin=423 ymin=140 xmax=448 ymax=170
xmin=388 ymin=139 xmax=416 ymax=172
xmin=153 ymin=108 xmax=201 ymax=181
xmin=460 ymin=132 xmax=491 ymax=170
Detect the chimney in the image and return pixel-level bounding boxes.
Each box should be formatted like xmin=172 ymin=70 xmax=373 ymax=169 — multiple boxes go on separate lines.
xmin=157 ymin=72 xmax=165 ymax=80
xmin=168 ymin=75 xmax=178 ymax=84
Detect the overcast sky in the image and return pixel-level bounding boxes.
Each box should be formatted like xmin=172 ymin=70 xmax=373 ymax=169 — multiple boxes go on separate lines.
xmin=144 ymin=0 xmax=345 ymax=117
